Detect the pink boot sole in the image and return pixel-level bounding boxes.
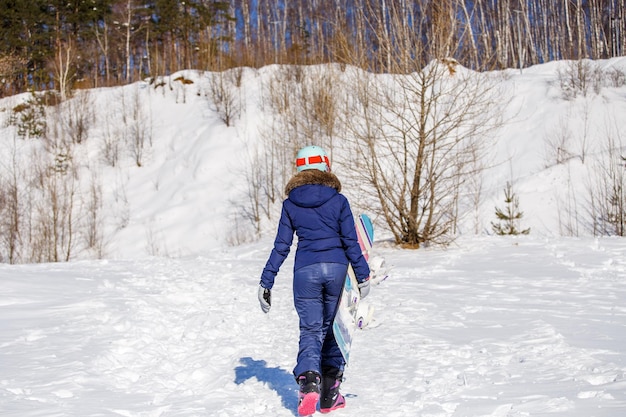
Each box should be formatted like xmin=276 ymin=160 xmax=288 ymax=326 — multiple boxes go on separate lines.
xmin=298 ymin=392 xmax=320 ymax=416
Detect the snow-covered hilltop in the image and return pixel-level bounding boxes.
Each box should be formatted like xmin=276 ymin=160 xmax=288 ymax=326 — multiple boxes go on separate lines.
xmin=1 ymin=59 xmax=625 ymax=262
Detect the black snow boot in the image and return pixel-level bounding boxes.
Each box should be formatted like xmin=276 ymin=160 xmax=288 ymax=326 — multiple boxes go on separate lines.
xmin=320 ymin=366 xmax=345 ymax=413
xmin=296 ymin=371 xmax=321 ymax=416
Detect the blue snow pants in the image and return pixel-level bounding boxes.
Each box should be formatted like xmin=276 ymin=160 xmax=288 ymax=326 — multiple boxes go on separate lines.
xmin=292 ymin=262 xmax=347 ymax=378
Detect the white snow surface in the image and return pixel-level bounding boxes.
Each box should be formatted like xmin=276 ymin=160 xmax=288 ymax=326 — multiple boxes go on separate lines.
xmin=1 ymin=237 xmax=625 ymax=416
xmin=2 ymin=59 xmax=626 ymax=416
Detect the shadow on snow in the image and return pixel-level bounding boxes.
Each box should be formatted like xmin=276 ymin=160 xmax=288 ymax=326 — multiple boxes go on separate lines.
xmin=235 ymin=356 xmax=298 ymax=415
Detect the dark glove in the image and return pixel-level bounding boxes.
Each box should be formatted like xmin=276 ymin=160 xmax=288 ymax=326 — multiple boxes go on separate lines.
xmin=358 ymin=278 xmax=370 ymax=299
xmin=258 ymin=285 xmax=271 ymax=313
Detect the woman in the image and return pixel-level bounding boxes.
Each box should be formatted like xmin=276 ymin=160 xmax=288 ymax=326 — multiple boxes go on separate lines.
xmin=258 ymin=145 xmax=370 ymax=416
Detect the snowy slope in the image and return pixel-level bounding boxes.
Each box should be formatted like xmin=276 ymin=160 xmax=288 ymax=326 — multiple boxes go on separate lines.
xmin=4 ymin=60 xmax=626 ymax=258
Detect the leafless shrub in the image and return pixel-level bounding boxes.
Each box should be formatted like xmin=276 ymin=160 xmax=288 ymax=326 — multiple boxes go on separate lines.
xmin=556 ymin=165 xmax=582 ymax=237
xmin=101 ymin=113 xmax=123 ymax=167
xmin=558 ymin=60 xmax=595 ymax=99
xmin=119 ymin=85 xmax=152 ymax=167
xmin=239 ymin=144 xmax=265 ymax=233
xmin=28 ymin=147 xmax=79 ymax=262
xmin=558 ymin=60 xmax=626 ymax=100
xmin=309 ymin=71 xmax=338 ymax=138
xmin=543 ymin=116 xmax=574 ymax=167
xmin=225 ymin=211 xmax=259 ymax=247
xmin=84 ymin=171 xmax=105 ymax=258
xmin=112 ymin=171 xmax=130 ymax=231
xmin=544 ymin=102 xmax=594 ymax=168
xmin=230 ymin=66 xmax=245 ymax=88
xmin=145 ymin=222 xmax=169 ymax=257
xmin=208 ymin=70 xmax=241 ymax=127
xmin=587 ymin=125 xmax=625 ymax=236
xmin=265 ymin=72 xmax=290 ymax=115
xmin=606 ymin=67 xmax=626 ymax=87
xmin=0 ymin=138 xmax=24 ymax=263
xmin=60 ymin=90 xmax=94 ymax=144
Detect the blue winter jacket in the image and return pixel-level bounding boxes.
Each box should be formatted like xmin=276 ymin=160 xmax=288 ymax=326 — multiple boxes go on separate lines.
xmin=260 ymin=170 xmax=370 ymax=289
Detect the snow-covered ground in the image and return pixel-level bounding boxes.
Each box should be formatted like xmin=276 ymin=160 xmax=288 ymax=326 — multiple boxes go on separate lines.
xmin=1 ymin=236 xmax=625 ymax=416
xmin=2 ymin=58 xmax=626 ymax=416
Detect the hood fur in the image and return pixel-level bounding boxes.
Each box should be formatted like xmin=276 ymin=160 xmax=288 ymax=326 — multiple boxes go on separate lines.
xmin=285 ymin=170 xmax=342 ymax=195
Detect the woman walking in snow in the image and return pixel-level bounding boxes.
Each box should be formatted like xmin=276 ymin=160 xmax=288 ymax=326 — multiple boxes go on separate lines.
xmin=258 ymin=145 xmax=370 ymax=416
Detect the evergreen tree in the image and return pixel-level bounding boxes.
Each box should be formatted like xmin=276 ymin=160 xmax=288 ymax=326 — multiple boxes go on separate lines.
xmin=0 ymin=0 xmax=51 ymax=91
xmin=491 ymin=182 xmax=530 ymax=235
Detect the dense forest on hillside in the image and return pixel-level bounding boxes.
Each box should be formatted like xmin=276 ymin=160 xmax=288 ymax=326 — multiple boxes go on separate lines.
xmin=1 ymin=0 xmax=625 ymax=96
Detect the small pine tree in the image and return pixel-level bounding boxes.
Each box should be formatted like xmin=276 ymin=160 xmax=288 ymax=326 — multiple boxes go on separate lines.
xmin=491 ymin=182 xmax=530 ymax=235
xmin=10 ymin=92 xmax=47 ymax=139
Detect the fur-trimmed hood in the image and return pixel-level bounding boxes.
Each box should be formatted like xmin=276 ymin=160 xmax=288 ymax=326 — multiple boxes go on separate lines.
xmin=284 ymin=170 xmax=342 ymax=208
xmin=285 ymin=170 xmax=342 ymax=195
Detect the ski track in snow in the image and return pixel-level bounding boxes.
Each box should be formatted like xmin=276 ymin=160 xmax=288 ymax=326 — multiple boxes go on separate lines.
xmin=1 ymin=237 xmax=625 ymax=416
